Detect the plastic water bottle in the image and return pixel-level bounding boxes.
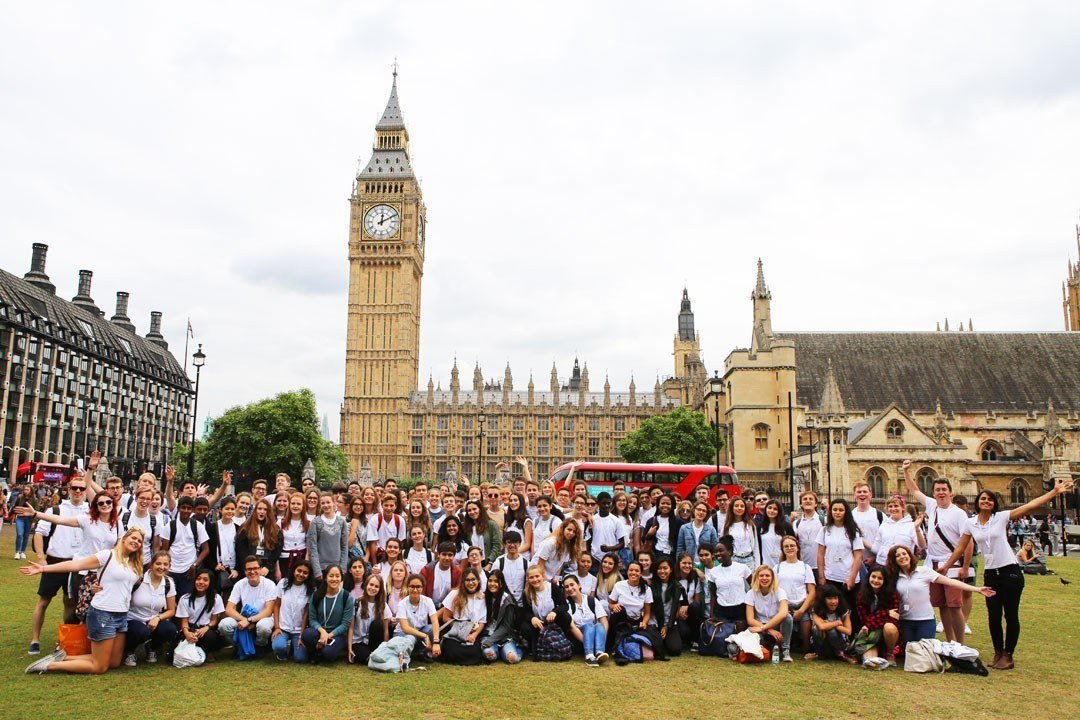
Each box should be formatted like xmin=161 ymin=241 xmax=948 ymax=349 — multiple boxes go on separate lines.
xmin=772 ymin=643 xmax=780 ymax=664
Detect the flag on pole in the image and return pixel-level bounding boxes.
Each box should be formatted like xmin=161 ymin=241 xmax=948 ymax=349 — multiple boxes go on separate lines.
xmin=187 ymin=319 xmax=194 ymax=338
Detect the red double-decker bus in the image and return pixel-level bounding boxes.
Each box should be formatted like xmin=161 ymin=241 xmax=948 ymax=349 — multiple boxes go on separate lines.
xmin=549 ymin=462 xmax=741 ymax=507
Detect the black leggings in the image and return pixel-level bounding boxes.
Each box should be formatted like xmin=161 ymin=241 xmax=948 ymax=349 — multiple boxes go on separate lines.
xmin=349 ymin=621 xmax=386 ymax=665
xmin=985 ymin=564 xmax=1025 ymax=654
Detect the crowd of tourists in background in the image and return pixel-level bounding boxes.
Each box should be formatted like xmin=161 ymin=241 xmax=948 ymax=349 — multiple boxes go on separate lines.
xmin=5 ymin=452 xmax=1072 ymax=676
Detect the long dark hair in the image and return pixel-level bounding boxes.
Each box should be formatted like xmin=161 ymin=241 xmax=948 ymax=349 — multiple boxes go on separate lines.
xmin=759 ymin=499 xmax=792 ymax=537
xmin=436 ymin=515 xmax=464 ymax=551
xmin=486 ymin=568 xmax=508 ymax=618
xmin=312 ymin=566 xmax=343 ymax=605
xmin=813 ymin=583 xmax=848 ymax=618
xmin=282 ymin=560 xmax=316 ymax=595
xmin=462 ymin=500 xmax=492 ymax=537
xmin=827 ymin=499 xmax=860 ymax=544
xmin=857 ymin=565 xmax=892 ymax=611
xmin=357 ymin=572 xmax=387 ymax=621
xmin=650 ymin=558 xmax=679 ymax=605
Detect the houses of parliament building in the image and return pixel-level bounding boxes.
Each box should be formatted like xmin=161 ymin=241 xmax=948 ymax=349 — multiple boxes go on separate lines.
xmin=341 ymin=71 xmax=1080 ymax=501
xmin=339 ymin=73 xmax=705 ymax=483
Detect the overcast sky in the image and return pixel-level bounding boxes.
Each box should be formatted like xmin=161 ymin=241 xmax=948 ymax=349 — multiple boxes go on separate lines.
xmin=3 ymin=2 xmax=1079 ymax=440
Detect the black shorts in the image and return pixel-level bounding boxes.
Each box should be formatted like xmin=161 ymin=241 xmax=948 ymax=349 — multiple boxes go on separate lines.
xmin=37 ymin=555 xmax=72 ymax=600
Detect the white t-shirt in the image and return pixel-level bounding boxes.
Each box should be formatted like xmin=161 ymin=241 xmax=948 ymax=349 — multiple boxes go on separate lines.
xmin=727 ymin=521 xmax=758 ymax=560
xmin=176 ymin=593 xmax=225 ymax=628
xmin=774 ymin=560 xmax=814 ymax=606
xmin=493 ymin=554 xmax=529 ymax=602
xmin=404 ymin=547 xmax=433 ymax=575
xmin=127 ymin=573 xmax=176 ymax=622
xmin=568 ymin=596 xmax=607 ymax=627
xmin=123 ymin=511 xmax=160 ymax=565
xmin=816 ymin=525 xmax=864 ymax=583
xmin=794 ymin=514 xmax=824 ymax=569
xmin=654 ymin=516 xmax=673 ymax=554
xmin=528 ymin=582 xmax=557 ymax=618
xmin=441 ymin=590 xmax=488 ymax=624
xmin=395 ymin=595 xmax=437 ymax=633
xmin=851 ymin=506 xmax=882 ymax=555
xmin=745 ymin=587 xmax=788 ymax=623
xmin=706 ymin=562 xmax=752 ymax=606
xmin=351 ymin=602 xmax=392 ymax=644
xmin=164 ymin=518 xmax=209 ymax=573
xmin=609 ymin=580 xmax=649 ymax=619
xmin=89 ymin=549 xmax=141 ymax=612
xmin=76 ymin=514 xmax=123 ymax=562
xmin=533 ymin=536 xmax=571 ymax=580
xmin=922 ymin=498 xmax=968 ymax=577
xmin=531 ymin=515 xmax=562 ymax=551
xmin=895 ymin=566 xmax=941 ymax=621
xmin=34 ymin=500 xmax=88 ymax=558
xmin=281 ymin=520 xmax=307 ymax=552
xmin=573 ymin=571 xmax=598 ymax=597
xmin=875 ymin=516 xmax=918 ymax=565
xmin=431 ymin=565 xmax=454 ymax=606
xmin=964 ymin=511 xmax=1017 ymax=571
xmin=276 ymin=579 xmax=310 ymax=634
xmin=590 ymin=514 xmax=627 ymax=560
xmin=759 ymin=525 xmax=783 ymax=568
xmin=215 ymin=520 xmax=237 ymax=569
xmin=366 ymin=513 xmax=407 ymax=549
xmin=228 ymin=576 xmax=280 ymax=613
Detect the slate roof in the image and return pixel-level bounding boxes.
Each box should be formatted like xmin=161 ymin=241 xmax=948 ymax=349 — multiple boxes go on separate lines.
xmin=0 ymin=268 xmax=190 ymax=390
xmin=780 ymin=332 xmax=1080 ymax=414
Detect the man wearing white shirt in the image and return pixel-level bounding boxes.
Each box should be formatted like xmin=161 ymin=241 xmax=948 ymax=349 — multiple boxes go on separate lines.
xmin=903 ymin=460 xmax=971 ymax=643
xmin=219 ymin=556 xmax=280 ymax=647
xmin=27 ymin=478 xmax=89 ymax=654
xmin=589 ymin=493 xmax=626 ymax=562
xmin=851 ymin=482 xmax=883 ymax=578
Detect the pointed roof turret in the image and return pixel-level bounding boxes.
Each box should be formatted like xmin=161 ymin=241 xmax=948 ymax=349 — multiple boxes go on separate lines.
xmin=678 ymin=288 xmax=696 ymax=341
xmin=377 ymin=65 xmax=406 ymax=130
xmin=818 ymin=359 xmax=846 ymax=416
xmin=1044 ymin=400 xmax=1064 ymax=446
xmin=932 ymin=399 xmax=952 ymax=444
xmin=754 ymin=258 xmax=769 ymax=299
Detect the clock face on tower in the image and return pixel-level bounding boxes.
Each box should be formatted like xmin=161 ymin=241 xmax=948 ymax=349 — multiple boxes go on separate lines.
xmin=364 ymin=204 xmax=400 ymax=239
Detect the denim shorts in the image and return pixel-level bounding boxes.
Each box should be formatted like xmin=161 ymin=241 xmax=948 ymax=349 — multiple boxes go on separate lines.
xmin=86 ymin=606 xmax=129 ymax=641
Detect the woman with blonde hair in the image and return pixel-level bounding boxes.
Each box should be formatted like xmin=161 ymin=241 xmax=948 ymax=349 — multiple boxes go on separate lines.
xmin=745 ymin=564 xmax=793 ymax=662
xmin=23 ymin=528 xmax=146 ymax=674
xmin=595 ymin=552 xmax=623 ymax=604
xmin=533 ymin=517 xmax=581 ymax=581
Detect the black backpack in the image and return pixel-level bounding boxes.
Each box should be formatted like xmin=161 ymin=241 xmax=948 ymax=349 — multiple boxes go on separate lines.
xmin=122 ymin=510 xmax=157 ymax=544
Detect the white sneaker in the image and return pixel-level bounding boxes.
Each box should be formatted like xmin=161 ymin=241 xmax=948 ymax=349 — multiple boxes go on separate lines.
xmin=123 ymin=654 xmax=137 ymax=667
xmin=146 ymin=650 xmax=157 ymax=663
xmin=964 ymin=625 xmax=972 ymax=635
xmin=25 ymin=650 xmax=65 ymax=674
xmin=596 ymin=652 xmax=610 ymax=664
xmin=935 ymin=622 xmax=944 ymax=633
xmin=13 ymin=553 xmax=19 ymax=559
xmin=782 ymin=650 xmax=793 ymax=662
xmin=585 ymin=653 xmax=596 ymax=663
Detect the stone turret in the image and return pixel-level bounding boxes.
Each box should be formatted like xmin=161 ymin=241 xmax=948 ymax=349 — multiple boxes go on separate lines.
xmin=24 ymin=243 xmax=56 ymax=294
xmin=450 ymin=360 xmax=460 ymax=406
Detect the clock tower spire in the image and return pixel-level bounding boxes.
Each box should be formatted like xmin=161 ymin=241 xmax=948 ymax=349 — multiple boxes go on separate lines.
xmin=341 ymin=68 xmax=427 ymax=481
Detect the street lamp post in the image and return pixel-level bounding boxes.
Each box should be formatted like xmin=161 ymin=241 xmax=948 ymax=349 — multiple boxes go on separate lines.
xmin=477 ymin=411 xmax=487 ymax=486
xmin=187 ymin=344 xmax=205 ymax=481
xmin=707 ymin=373 xmax=725 ymax=483
xmin=806 ymin=416 xmax=816 ymax=493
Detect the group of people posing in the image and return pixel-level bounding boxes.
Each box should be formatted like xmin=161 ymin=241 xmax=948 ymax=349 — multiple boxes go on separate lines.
xmin=14 ymin=453 xmax=1071 ymax=675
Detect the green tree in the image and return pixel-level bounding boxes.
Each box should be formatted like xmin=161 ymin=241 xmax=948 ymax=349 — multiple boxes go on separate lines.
xmin=617 ymin=407 xmax=721 ymax=465
xmin=178 ymin=389 xmax=348 ymax=487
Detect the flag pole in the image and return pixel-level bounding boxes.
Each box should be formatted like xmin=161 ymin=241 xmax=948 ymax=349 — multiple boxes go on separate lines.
xmin=183 ymin=317 xmax=191 ymax=376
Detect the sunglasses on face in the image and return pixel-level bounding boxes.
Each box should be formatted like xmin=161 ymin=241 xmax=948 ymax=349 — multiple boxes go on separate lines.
xmin=70 ymin=486 xmax=86 ymax=492
xmin=96 ymin=500 xmax=114 ymax=507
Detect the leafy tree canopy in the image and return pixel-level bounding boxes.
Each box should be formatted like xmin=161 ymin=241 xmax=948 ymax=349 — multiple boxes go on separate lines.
xmin=618 ymin=406 xmax=721 ymax=465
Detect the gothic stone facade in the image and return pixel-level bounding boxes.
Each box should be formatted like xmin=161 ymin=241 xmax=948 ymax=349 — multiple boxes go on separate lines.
xmin=340 ymin=76 xmax=695 ymax=482
xmin=717 ymin=261 xmax=1080 ymax=505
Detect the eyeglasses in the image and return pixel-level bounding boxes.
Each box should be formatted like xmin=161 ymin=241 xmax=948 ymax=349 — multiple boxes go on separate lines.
xmin=245 ymin=567 xmax=261 ymax=573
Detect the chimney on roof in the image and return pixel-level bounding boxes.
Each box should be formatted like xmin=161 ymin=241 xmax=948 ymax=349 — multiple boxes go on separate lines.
xmin=72 ymin=270 xmax=103 ymax=316
xmin=146 ymin=311 xmax=168 ymax=349
xmin=110 ymin=291 xmax=136 ymax=333
xmin=23 ymin=243 xmax=56 ymax=294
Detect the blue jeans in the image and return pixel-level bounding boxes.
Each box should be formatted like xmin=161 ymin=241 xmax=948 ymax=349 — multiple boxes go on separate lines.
xmin=271 ymin=631 xmax=302 ymax=660
xmin=14 ymin=516 xmax=32 ymax=553
xmin=299 ymin=627 xmax=345 ymax=663
xmin=125 ymin=618 xmax=178 ymax=652
xmin=901 ymin=619 xmax=937 ymax=644
xmin=581 ymin=621 xmax=608 ymax=657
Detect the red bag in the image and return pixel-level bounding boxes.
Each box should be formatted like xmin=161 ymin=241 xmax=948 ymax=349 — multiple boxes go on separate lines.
xmin=58 ymin=623 xmax=91 ymax=656
xmin=731 ymin=646 xmax=771 ymax=664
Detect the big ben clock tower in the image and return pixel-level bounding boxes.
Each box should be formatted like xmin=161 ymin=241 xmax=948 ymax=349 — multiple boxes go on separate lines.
xmin=340 ymin=69 xmax=427 ymax=480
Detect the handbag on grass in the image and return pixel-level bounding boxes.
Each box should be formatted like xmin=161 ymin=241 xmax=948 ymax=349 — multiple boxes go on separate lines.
xmin=57 ymin=623 xmax=91 ymax=656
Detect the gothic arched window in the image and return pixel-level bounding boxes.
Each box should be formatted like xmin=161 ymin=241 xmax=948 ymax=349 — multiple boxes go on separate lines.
xmin=753 ymin=423 xmax=769 ymax=450
xmin=916 ymin=467 xmax=937 ymax=496
xmin=1008 ymin=478 xmax=1029 ymax=505
xmin=865 ymin=467 xmax=887 ymax=497
xmin=885 ymin=419 xmax=905 ymax=440
xmin=980 ymin=440 xmax=1004 ymax=461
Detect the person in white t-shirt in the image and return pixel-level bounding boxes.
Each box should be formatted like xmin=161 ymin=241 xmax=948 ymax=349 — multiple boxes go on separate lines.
xmin=792 ymin=491 xmax=824 ymax=571
xmin=815 ymin=499 xmax=863 ymax=612
xmin=886 ymin=545 xmax=992 ymax=647
xmin=936 ymin=480 xmax=1073 ymax=670
xmin=219 ymin=556 xmax=280 ymax=647
xmin=160 ymin=497 xmax=210 ymax=600
xmin=563 ymin=574 xmax=609 ymax=666
xmin=902 ymin=460 xmax=970 ymax=643
xmin=851 ymin=482 xmax=883 ymax=579
xmin=271 ymin=561 xmax=314 ymax=660
xmin=745 ymin=565 xmax=792 ymax=661
xmin=348 ymin=573 xmax=392 ymax=665
xmin=873 ymin=495 xmax=924 ymax=565
xmin=123 ymin=550 xmax=178 ymax=667
xmin=395 ymin=574 xmax=441 ymax=660
xmin=705 ymin=536 xmax=753 ymax=625
xmin=176 ymin=568 xmax=226 ymax=657
xmin=437 ymin=568 xmax=488 ymax=664
xmin=775 ymin=535 xmax=816 ymax=653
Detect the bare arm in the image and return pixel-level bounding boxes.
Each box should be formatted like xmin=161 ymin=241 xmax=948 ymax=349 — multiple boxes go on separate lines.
xmin=515 ymin=456 xmax=533 ymax=485
xmin=16 ymin=507 xmax=79 ymax=527
xmin=163 ymin=466 xmax=177 ymax=512
xmin=938 ymin=534 xmax=973 ymax=578
xmin=19 ymin=554 xmax=101 ymax=575
xmin=901 ymin=460 xmax=928 ymax=505
xmin=933 ymin=574 xmax=995 ymax=597
xmin=1010 ymin=480 xmax=1074 ymax=522
xmin=207 ymin=471 xmax=231 ymax=508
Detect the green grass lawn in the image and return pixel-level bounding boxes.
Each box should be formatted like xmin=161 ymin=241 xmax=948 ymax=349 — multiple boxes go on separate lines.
xmin=2 ymin=529 xmax=1078 ymax=720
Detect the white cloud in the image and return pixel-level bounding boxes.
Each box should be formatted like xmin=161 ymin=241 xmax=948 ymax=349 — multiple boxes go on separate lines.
xmin=2 ymin=1 xmax=1078 ymax=441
